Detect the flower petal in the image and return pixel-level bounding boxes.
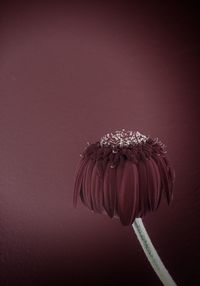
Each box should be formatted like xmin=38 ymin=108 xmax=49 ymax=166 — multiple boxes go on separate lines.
xmin=116 ymin=161 xmax=139 ymax=225
xmin=73 ymin=157 xmax=90 ymax=207
xmin=151 ymin=158 xmax=162 ymax=209
xmin=90 ymin=160 xmax=104 ymax=213
xmin=137 ymin=160 xmax=148 ymax=217
xmin=81 ymin=159 xmax=96 ymax=210
xmin=103 ymin=162 xmax=117 ymax=218
xmin=145 ymin=158 xmax=158 ymax=211
xmin=152 ymin=155 xmax=172 ymax=204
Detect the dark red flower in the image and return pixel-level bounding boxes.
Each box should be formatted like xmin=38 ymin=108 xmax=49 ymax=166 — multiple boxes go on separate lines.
xmin=73 ymin=130 xmax=175 ymax=226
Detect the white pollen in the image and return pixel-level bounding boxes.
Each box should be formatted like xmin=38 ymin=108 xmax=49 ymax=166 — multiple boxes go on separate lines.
xmin=100 ymin=130 xmax=148 ymax=148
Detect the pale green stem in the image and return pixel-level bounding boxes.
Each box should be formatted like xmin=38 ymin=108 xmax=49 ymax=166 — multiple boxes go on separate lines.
xmin=132 ymin=218 xmax=177 ymax=286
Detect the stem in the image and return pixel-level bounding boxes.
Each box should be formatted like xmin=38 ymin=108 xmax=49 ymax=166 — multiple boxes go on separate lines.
xmin=132 ymin=218 xmax=177 ymax=286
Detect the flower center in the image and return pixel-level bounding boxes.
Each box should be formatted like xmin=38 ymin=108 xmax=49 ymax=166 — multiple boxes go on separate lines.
xmin=100 ymin=129 xmax=148 ymax=148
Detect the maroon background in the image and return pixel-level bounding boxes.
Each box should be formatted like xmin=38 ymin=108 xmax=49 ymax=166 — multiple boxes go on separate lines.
xmin=0 ymin=1 xmax=200 ymax=285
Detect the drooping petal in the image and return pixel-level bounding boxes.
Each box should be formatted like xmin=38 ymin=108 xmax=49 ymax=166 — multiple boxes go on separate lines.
xmin=150 ymin=158 xmax=162 ymax=209
xmin=130 ymin=163 xmax=140 ymax=224
xmin=96 ymin=158 xmax=108 ymax=180
xmin=162 ymin=156 xmax=175 ymax=201
xmin=152 ymin=154 xmax=172 ymax=204
xmin=81 ymin=159 xmax=96 ymax=210
xmin=90 ymin=160 xmax=105 ymax=213
xmin=103 ymin=162 xmax=117 ymax=218
xmin=116 ymin=161 xmax=139 ymax=225
xmin=137 ymin=160 xmax=149 ymax=217
xmin=73 ymin=157 xmax=90 ymax=207
xmin=144 ymin=158 xmax=158 ymax=211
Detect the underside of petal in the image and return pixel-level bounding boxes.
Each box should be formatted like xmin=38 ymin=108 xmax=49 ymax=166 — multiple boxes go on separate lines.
xmin=73 ymin=157 xmax=90 ymax=207
xmin=103 ymin=162 xmax=117 ymax=218
xmin=116 ymin=161 xmax=139 ymax=225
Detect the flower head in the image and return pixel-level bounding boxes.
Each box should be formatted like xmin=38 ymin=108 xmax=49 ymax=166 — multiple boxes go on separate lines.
xmin=73 ymin=129 xmax=175 ymax=226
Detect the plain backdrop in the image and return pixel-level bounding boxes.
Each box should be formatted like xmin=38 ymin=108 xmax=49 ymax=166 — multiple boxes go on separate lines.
xmin=0 ymin=1 xmax=200 ymax=285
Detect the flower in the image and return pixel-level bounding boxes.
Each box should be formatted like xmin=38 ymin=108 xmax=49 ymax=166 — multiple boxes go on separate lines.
xmin=73 ymin=129 xmax=175 ymax=226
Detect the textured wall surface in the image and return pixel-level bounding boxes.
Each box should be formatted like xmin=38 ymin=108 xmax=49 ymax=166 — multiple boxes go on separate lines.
xmin=0 ymin=1 xmax=200 ymax=285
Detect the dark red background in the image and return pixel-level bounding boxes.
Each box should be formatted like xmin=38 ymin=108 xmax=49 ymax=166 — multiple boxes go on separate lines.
xmin=0 ymin=1 xmax=200 ymax=285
